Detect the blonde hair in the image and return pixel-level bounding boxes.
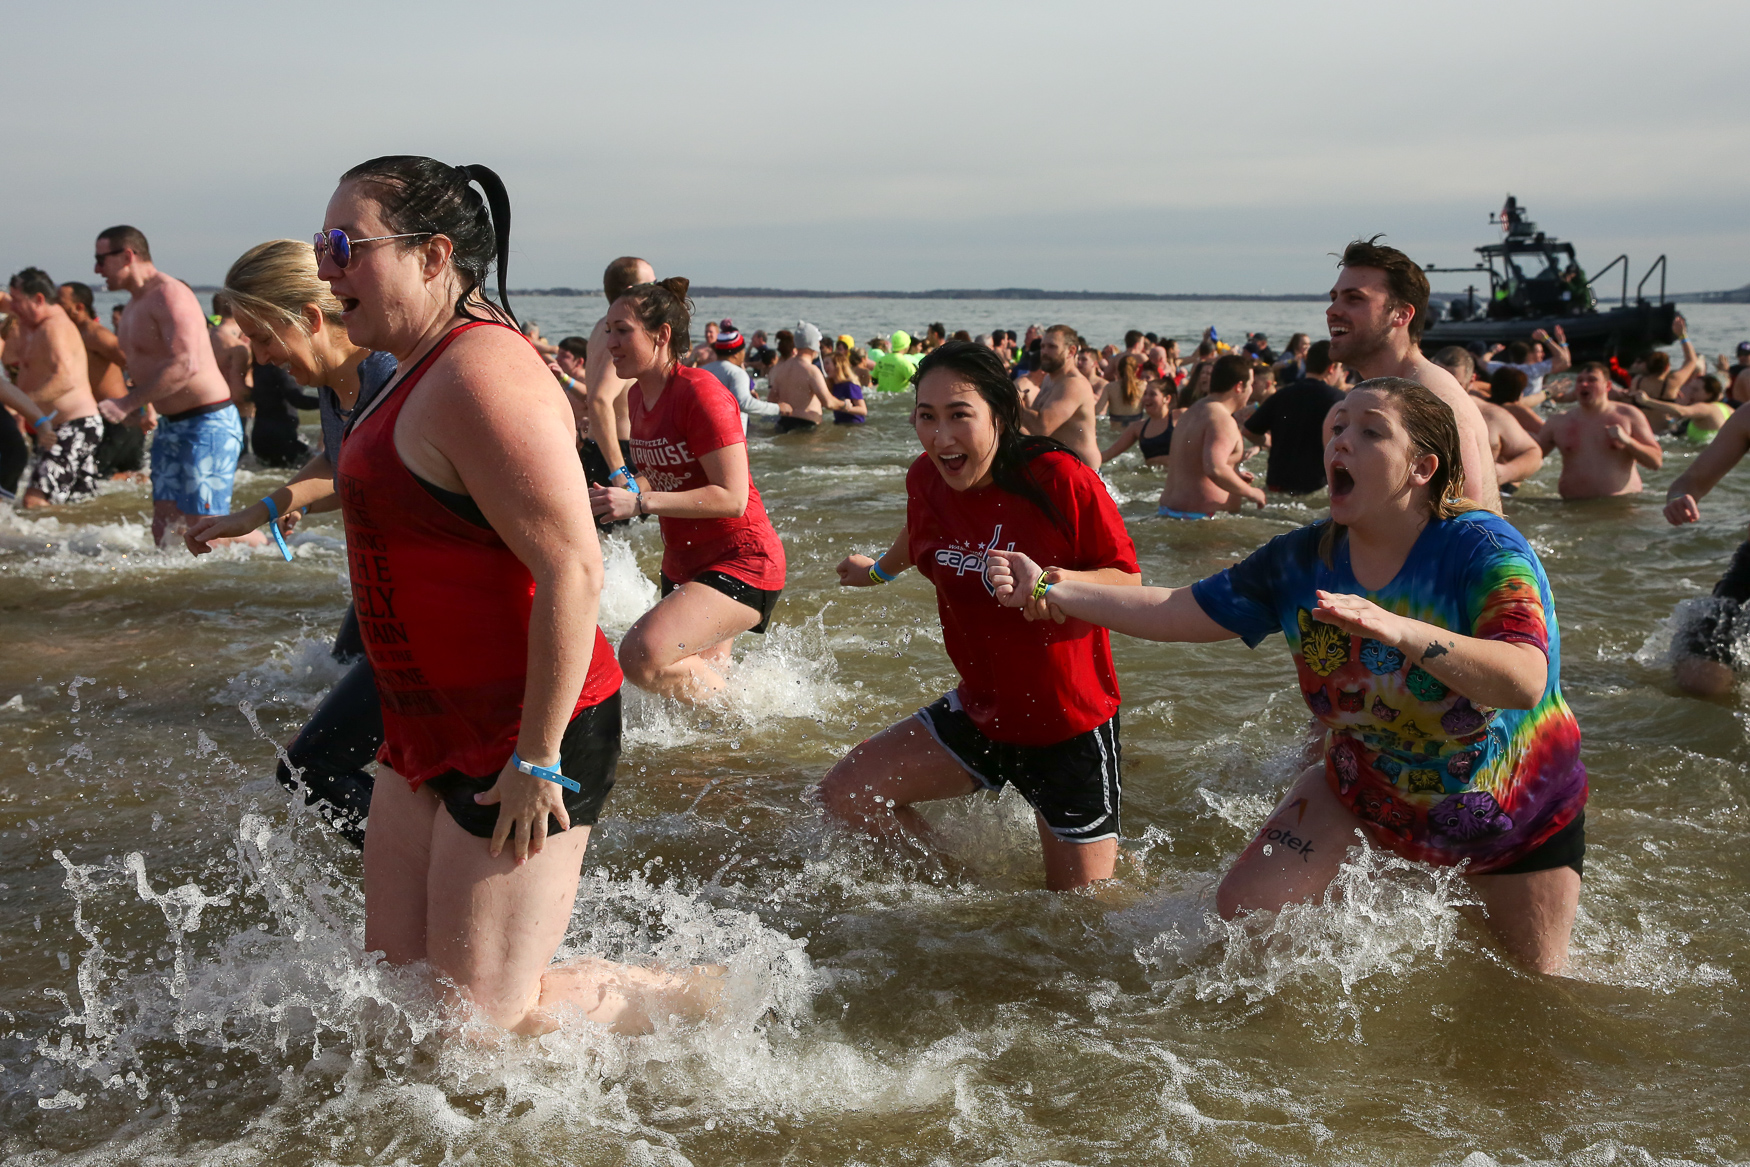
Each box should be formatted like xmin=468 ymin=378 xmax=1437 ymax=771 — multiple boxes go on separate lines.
xmin=1318 ymin=377 xmax=1492 ymax=564
xmin=1115 ymin=354 xmax=1145 ymax=411
xmin=222 ymin=239 xmax=344 ymax=338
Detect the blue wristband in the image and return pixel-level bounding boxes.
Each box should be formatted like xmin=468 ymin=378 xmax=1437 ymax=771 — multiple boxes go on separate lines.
xmin=609 ymin=466 xmax=641 ymax=494
xmin=260 ymin=495 xmax=294 ymax=562
xmin=34 ymin=410 xmax=58 ymax=430
xmin=869 ymin=560 xmax=898 ymax=583
xmin=512 ymin=751 xmax=580 ymax=792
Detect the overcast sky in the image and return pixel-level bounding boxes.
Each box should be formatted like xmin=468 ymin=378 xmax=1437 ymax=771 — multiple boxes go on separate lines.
xmin=6 ymin=0 xmax=1747 ymax=295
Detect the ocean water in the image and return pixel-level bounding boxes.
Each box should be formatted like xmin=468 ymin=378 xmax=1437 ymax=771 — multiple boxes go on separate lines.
xmin=2 ymin=301 xmax=1748 ymax=1165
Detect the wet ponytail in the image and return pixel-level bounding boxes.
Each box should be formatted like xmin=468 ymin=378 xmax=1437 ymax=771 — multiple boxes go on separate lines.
xmin=912 ymin=340 xmax=1072 ymax=531
xmin=339 ymin=155 xmax=518 ymax=328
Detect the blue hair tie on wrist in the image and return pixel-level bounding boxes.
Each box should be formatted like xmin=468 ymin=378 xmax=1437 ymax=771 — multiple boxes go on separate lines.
xmin=260 ymin=496 xmax=294 ymax=562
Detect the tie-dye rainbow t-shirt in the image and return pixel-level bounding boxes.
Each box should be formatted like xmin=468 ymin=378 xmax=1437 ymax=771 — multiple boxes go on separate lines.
xmin=1190 ymin=511 xmax=1586 ymax=872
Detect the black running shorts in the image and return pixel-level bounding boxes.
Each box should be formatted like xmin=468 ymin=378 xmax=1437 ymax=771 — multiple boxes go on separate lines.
xmin=915 ymin=691 xmax=1122 ymax=844
xmin=422 ymin=691 xmax=621 ymax=839
xmin=660 ymin=570 xmax=782 ymax=634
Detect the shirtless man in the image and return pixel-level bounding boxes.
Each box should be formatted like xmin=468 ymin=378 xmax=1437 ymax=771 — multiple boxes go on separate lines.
xmin=1432 ymin=347 xmax=1543 ymax=489
xmin=57 ymin=280 xmax=151 ymax=477
xmin=686 ymin=319 xmax=719 ymax=367
xmin=209 ymin=293 xmax=254 ymax=422
xmin=1158 ymin=354 xmax=1265 ymax=518
xmin=1324 ymin=237 xmax=1499 ymax=508
xmin=92 ymin=225 xmax=255 ymax=545
xmin=4 ymin=268 xmax=103 ymax=507
xmin=1017 ymin=324 xmax=1101 ymax=469
xmin=1536 ymin=362 xmax=1663 ymax=499
xmin=1078 ymin=345 xmax=1109 ymax=406
xmin=582 ymin=255 xmax=654 ymax=508
xmin=768 ymin=322 xmax=837 ymax=432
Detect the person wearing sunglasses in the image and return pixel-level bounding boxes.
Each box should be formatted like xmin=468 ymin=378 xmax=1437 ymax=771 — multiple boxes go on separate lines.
xmin=93 ymin=225 xmax=260 ymax=547
xmin=321 ymin=156 xmax=714 ymax=1034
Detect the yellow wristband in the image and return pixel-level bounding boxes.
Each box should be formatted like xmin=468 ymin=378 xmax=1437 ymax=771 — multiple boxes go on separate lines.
xmin=1030 ymin=574 xmax=1053 ymax=600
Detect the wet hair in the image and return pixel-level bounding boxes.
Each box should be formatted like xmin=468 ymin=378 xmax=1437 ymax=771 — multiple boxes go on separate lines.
xmin=775 ymin=329 xmax=795 ymax=359
xmin=1339 ymin=235 xmax=1431 ymax=342
xmin=223 ymin=239 xmax=345 ymax=339
xmin=912 ymin=340 xmax=1073 ymax=530
xmin=1488 ymin=367 xmax=1528 ymax=404
xmin=1304 ymin=339 xmax=1336 ymax=377
xmin=612 ymin=277 xmax=693 ymax=363
xmin=1698 ymin=374 xmax=1725 ymax=403
xmin=558 ymin=336 xmax=588 ymax=360
xmin=1504 ymin=340 xmax=1531 ymax=364
xmin=1644 ymin=351 xmax=1671 ymax=376
xmin=8 ymin=267 xmax=57 ymax=301
xmin=1209 ymin=353 xmax=1252 ymax=395
xmin=59 ymin=281 xmax=95 ymax=314
xmin=1431 ymin=345 xmax=1475 ymax=385
xmin=1319 ymin=376 xmax=1487 ymax=564
xmin=97 ymin=225 xmax=151 ymax=262
xmin=338 ymin=155 xmax=517 ymax=328
xmin=603 ymin=256 xmax=650 ymax=301
xmin=1115 ymin=354 xmax=1145 ymax=410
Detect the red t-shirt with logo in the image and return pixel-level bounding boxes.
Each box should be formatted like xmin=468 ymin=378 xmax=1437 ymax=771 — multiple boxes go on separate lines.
xmin=906 ymin=448 xmax=1138 ymax=745
xmin=628 ymin=365 xmax=786 ymax=590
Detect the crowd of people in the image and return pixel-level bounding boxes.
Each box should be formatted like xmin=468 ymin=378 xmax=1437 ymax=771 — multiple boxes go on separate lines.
xmin=3 ymin=155 xmax=1748 ymax=1033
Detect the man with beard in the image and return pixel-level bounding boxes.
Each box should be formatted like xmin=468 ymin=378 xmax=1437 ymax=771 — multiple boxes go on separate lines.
xmin=1324 ymin=237 xmax=1499 ymax=508
xmin=1017 ymin=323 xmax=1101 ymax=469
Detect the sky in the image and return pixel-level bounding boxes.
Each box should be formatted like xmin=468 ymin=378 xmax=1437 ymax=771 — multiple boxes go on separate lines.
xmin=5 ymin=0 xmax=1748 ymax=296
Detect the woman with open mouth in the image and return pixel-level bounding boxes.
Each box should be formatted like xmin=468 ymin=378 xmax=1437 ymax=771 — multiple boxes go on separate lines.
xmin=987 ymin=377 xmax=1588 ymax=972
xmin=820 ymin=341 xmax=1142 ymax=891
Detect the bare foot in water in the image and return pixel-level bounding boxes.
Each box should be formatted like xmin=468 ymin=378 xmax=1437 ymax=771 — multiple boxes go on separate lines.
xmin=533 ymin=958 xmax=726 ymax=1035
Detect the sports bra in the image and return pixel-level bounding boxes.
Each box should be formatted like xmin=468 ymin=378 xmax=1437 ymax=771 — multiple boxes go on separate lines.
xmin=1137 ymin=416 xmax=1174 ymax=461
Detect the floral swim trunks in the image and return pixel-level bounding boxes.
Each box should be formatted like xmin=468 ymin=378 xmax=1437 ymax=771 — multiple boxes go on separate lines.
xmin=150 ymin=404 xmax=244 ymax=515
xmin=28 ymin=414 xmax=104 ymax=504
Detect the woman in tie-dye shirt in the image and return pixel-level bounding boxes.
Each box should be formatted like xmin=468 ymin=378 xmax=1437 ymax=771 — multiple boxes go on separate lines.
xmin=986 ymin=378 xmax=1586 ymax=974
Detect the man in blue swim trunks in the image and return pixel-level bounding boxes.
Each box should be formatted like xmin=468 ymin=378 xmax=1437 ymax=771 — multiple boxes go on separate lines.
xmin=93 ymin=226 xmax=262 ymax=547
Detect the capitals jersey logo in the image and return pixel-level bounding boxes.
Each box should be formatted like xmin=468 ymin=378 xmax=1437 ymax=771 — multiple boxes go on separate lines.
xmin=934 ymin=524 xmax=1014 ymax=596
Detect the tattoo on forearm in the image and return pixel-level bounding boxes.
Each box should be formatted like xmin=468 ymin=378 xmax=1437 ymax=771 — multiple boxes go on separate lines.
xmin=1422 ymin=640 xmax=1451 ymax=660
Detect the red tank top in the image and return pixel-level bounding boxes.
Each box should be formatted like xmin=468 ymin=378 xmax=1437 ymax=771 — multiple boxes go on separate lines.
xmin=337 ymin=321 xmax=622 ymax=787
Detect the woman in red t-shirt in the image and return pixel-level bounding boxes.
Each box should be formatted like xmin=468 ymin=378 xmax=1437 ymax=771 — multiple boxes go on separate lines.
xmin=589 ymin=279 xmax=787 ymax=703
xmin=819 ymin=341 xmax=1142 ymax=891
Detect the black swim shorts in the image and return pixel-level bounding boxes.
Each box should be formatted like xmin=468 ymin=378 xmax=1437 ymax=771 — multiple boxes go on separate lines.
xmin=1491 ymin=809 xmax=1585 ymax=878
xmin=915 ymin=691 xmax=1122 ymax=844
xmin=776 ymin=416 xmax=819 ymax=434
xmin=422 ymin=691 xmax=621 ymax=840
xmin=1674 ymin=541 xmax=1750 ymax=667
xmin=28 ymin=415 xmax=103 ymax=504
xmin=660 ymin=570 xmax=782 ymax=634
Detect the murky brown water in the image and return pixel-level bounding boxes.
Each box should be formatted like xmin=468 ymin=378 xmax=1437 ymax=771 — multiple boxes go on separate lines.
xmin=3 ymin=300 xmax=1747 ymax=1165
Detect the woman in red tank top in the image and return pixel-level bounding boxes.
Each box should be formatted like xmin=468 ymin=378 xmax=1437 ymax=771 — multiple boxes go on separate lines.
xmin=588 ymin=278 xmax=788 ymax=704
xmin=322 ymin=157 xmax=714 ymax=1035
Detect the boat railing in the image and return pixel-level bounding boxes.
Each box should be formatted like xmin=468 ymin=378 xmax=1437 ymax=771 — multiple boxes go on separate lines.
xmin=1588 ymin=254 xmax=1628 ymax=307
xmin=1636 ymin=255 xmax=1667 ymax=305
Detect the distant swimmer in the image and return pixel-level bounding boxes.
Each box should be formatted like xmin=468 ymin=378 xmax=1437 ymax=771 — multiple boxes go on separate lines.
xmin=3 ymin=267 xmax=102 ymax=507
xmin=823 ymin=347 xmax=868 ymax=424
xmin=768 ymin=321 xmax=837 ymax=432
xmin=1100 ymin=379 xmax=1176 ymax=469
xmin=1157 ymin=354 xmax=1266 ymax=518
xmin=825 ymin=341 xmax=1141 ymax=891
xmin=990 ymin=378 xmax=1590 ymax=973
xmin=1629 ymin=317 xmax=1699 ymax=402
xmin=1479 ymin=327 xmax=1571 ymax=397
xmin=1243 ymin=339 xmax=1348 ymax=496
xmin=57 ymin=280 xmax=150 ymax=477
xmin=1536 ymin=362 xmax=1662 ymax=499
xmin=871 ymin=330 xmax=920 ymax=394
xmin=1662 ymin=403 xmax=1750 ymax=697
xmin=1016 ymin=324 xmax=1101 ymax=470
xmin=185 ymin=237 xmax=400 ymax=846
xmin=1635 ymin=375 xmax=1732 ymax=444
xmin=1432 ymin=347 xmax=1543 ymax=490
xmin=1325 ymin=236 xmax=1499 ymax=509
xmin=1099 ymin=354 xmax=1146 ymax=425
xmin=93 ymin=225 xmax=259 ymax=546
xmin=590 ymin=278 xmax=787 ymax=704
xmin=581 ymin=256 xmax=653 ymax=516
xmin=1482 ymin=367 xmax=1547 ymax=438
xmin=701 ymin=319 xmax=781 ymax=429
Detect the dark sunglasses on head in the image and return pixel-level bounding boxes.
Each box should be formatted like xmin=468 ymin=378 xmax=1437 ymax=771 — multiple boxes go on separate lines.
xmin=313 ymin=228 xmax=433 ymax=269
